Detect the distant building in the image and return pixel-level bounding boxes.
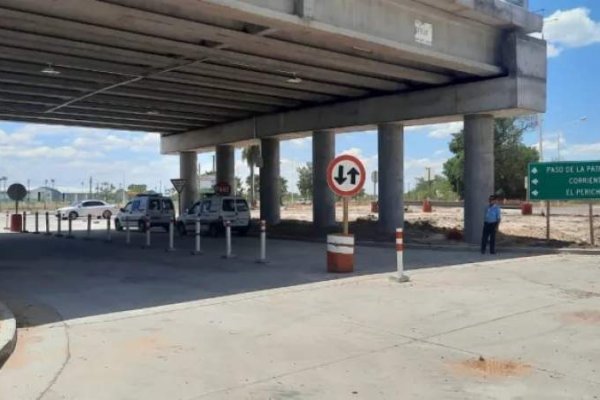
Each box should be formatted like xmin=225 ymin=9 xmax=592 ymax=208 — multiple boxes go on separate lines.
xmin=30 ymin=187 xmax=62 ymax=202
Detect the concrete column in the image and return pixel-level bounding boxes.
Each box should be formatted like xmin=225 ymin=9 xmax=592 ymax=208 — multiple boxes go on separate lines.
xmin=260 ymin=138 xmax=281 ymax=225
xmin=464 ymin=114 xmax=494 ymax=244
xmin=378 ymin=122 xmax=404 ymax=235
xmin=312 ymin=130 xmax=336 ymax=229
xmin=216 ymin=144 xmax=235 ymax=190
xmin=179 ymin=151 xmax=198 ymax=215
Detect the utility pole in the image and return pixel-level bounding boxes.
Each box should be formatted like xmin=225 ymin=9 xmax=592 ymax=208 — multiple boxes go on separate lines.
xmin=425 ymin=167 xmax=432 ymax=199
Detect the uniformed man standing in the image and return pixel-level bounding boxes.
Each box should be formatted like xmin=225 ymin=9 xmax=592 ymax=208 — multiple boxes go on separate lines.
xmin=481 ymin=195 xmax=501 ymax=254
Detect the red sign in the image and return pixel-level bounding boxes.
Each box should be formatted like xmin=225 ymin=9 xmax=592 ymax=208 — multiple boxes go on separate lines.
xmin=214 ymin=182 xmax=231 ymax=196
xmin=327 ymin=154 xmax=366 ymax=197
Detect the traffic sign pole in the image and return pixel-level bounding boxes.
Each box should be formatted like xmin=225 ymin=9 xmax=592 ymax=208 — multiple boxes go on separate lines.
xmin=343 ymin=197 xmax=349 ymax=235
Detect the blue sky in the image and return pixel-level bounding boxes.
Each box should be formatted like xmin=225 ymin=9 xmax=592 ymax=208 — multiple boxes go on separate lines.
xmin=1 ymin=1 xmax=599 ymax=194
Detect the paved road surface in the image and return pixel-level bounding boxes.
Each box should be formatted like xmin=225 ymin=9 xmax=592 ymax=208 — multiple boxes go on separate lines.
xmin=0 ymin=230 xmax=598 ymax=399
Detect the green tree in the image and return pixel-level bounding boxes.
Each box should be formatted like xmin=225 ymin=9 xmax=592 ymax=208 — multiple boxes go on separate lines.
xmin=297 ymin=162 xmax=313 ymax=200
xmin=234 ymin=176 xmax=244 ymax=197
xmin=241 ymin=145 xmax=261 ymax=206
xmin=407 ymin=175 xmax=457 ymax=201
xmin=443 ymin=117 xmax=539 ymax=199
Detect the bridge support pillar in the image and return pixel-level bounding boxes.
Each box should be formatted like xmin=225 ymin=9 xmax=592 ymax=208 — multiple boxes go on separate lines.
xmin=378 ymin=122 xmax=404 ymax=235
xmin=179 ymin=151 xmax=198 ymax=215
xmin=464 ymin=114 xmax=495 ymax=244
xmin=216 ymin=144 xmax=235 ymax=191
xmin=312 ymin=130 xmax=336 ymax=229
xmin=260 ymin=138 xmax=281 ymax=225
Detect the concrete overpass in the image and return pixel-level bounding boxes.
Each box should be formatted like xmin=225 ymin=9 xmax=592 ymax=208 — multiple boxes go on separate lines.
xmin=0 ymin=0 xmax=546 ymax=242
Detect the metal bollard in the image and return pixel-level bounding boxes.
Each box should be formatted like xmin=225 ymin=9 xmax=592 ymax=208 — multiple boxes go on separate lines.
xmin=256 ymin=220 xmax=268 ymax=264
xmin=55 ymin=214 xmax=63 ymax=237
xmin=22 ymin=211 xmax=28 ymax=233
xmin=390 ymin=228 xmax=409 ymax=283
xmin=125 ymin=217 xmax=131 ymax=245
xmin=142 ymin=218 xmax=151 ymax=249
xmin=166 ymin=218 xmax=176 ymax=252
xmin=33 ymin=212 xmax=40 ymax=234
xmin=84 ymin=214 xmax=92 ymax=240
xmin=44 ymin=212 xmax=51 ymax=236
xmin=222 ymin=220 xmax=235 ymax=259
xmin=66 ymin=216 xmax=75 ymax=239
xmin=191 ymin=217 xmax=203 ymax=255
xmin=4 ymin=211 xmax=9 ymax=231
xmin=105 ymin=216 xmax=112 ymax=242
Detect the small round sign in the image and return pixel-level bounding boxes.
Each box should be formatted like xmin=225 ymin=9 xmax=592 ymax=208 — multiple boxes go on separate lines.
xmin=327 ymin=154 xmax=366 ymax=197
xmin=7 ymin=183 xmax=27 ymax=201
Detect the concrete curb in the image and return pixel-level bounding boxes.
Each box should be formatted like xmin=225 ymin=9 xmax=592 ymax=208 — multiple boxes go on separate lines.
xmin=0 ymin=300 xmax=17 ymax=368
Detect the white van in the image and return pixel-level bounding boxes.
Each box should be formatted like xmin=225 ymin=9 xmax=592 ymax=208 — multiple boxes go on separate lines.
xmin=115 ymin=194 xmax=175 ymax=232
xmin=177 ymin=195 xmax=251 ymax=237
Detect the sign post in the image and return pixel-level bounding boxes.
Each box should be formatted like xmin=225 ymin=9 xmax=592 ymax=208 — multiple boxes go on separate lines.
xmin=326 ymin=154 xmax=366 ymax=273
xmin=528 ymin=161 xmax=600 ymax=244
xmin=7 ymin=183 xmax=27 ymax=232
xmin=170 ymin=178 xmax=186 ymax=217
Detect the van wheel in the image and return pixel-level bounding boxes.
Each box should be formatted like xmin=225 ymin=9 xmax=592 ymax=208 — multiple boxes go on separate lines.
xmin=115 ymin=219 xmax=123 ymax=231
xmin=209 ymin=223 xmax=219 ymax=238
xmin=138 ymin=220 xmax=147 ymax=233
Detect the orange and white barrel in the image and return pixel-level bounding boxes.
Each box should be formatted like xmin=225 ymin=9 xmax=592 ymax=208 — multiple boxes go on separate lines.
xmin=327 ymin=234 xmax=354 ymax=273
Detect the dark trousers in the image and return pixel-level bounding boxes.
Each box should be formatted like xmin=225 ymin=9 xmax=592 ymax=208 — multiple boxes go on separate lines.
xmin=481 ymin=222 xmax=498 ymax=254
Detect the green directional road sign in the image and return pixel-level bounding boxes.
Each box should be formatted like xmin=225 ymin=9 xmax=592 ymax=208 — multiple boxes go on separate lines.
xmin=528 ymin=161 xmax=600 ymax=200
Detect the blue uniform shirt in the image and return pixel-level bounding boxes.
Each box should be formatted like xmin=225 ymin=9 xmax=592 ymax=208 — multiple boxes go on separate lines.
xmin=484 ymin=204 xmax=501 ymax=223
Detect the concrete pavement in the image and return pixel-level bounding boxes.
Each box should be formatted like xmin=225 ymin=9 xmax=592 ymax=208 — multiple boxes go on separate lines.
xmin=0 ymin=230 xmax=599 ymax=399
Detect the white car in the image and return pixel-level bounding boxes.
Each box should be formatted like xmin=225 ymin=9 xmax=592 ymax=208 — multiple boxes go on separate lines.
xmin=114 ymin=194 xmax=175 ymax=232
xmin=56 ymin=200 xmax=117 ymax=220
xmin=177 ymin=196 xmax=251 ymax=237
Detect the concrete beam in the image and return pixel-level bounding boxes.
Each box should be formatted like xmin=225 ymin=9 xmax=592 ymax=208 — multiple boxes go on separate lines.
xmin=161 ymin=74 xmax=545 ymax=153
xmin=216 ymin=145 xmax=235 ymax=189
xmin=378 ymin=123 xmax=404 ymax=235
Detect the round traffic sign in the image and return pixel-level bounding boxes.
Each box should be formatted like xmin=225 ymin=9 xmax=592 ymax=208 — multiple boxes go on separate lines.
xmin=7 ymin=183 xmax=27 ymax=201
xmin=326 ymin=154 xmax=366 ymax=197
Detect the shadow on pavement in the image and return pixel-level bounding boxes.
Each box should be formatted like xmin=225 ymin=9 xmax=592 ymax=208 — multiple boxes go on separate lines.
xmin=0 ymin=229 xmax=531 ymax=328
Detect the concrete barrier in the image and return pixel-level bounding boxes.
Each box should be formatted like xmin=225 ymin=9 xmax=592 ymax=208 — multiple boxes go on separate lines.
xmin=10 ymin=214 xmax=22 ymax=233
xmin=0 ymin=301 xmax=17 ymax=368
xmin=66 ymin=216 xmax=75 ymax=239
xmin=55 ymin=215 xmax=63 ymax=237
xmin=327 ymin=234 xmax=354 ymax=273
xmin=142 ymin=218 xmax=151 ymax=249
xmin=104 ymin=217 xmax=112 ymax=243
xmin=22 ymin=211 xmax=28 ymax=233
xmin=84 ymin=214 xmax=92 ymax=241
xmin=3 ymin=211 xmax=9 ymax=231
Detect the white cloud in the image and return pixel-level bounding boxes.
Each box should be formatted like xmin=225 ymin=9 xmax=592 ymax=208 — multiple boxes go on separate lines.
xmin=405 ymin=121 xmax=463 ymax=139
xmin=288 ymin=137 xmax=311 ymax=147
xmin=538 ymin=8 xmax=600 ymax=57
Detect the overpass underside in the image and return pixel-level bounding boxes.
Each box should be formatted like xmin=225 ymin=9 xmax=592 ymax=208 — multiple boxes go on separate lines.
xmin=0 ymin=0 xmax=546 ymax=242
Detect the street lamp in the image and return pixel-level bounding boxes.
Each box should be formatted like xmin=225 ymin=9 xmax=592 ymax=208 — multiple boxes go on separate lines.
xmin=538 ymin=116 xmax=587 ymax=161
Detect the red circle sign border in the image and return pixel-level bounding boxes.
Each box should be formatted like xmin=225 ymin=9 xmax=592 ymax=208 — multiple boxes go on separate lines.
xmin=326 ymin=154 xmax=367 ymax=197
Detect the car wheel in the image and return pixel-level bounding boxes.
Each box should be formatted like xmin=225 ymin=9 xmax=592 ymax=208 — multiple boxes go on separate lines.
xmin=115 ymin=219 xmax=123 ymax=231
xmin=138 ymin=220 xmax=147 ymax=233
xmin=102 ymin=210 xmax=112 ymax=219
xmin=68 ymin=211 xmax=78 ymax=220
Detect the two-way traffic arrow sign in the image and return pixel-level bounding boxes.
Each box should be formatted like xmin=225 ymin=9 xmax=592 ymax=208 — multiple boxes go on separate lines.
xmin=327 ymin=155 xmax=366 ymax=197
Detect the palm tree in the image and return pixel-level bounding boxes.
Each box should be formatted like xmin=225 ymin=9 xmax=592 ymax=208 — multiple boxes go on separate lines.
xmin=241 ymin=145 xmax=261 ymax=207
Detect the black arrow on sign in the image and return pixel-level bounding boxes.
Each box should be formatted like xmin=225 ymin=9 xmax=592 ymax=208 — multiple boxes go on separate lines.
xmin=335 ymin=165 xmax=347 ymax=185
xmin=347 ymin=168 xmax=360 ymax=185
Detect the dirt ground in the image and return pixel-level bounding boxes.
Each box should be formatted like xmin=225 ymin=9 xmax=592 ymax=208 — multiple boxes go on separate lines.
xmin=253 ymin=202 xmax=600 ymax=247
